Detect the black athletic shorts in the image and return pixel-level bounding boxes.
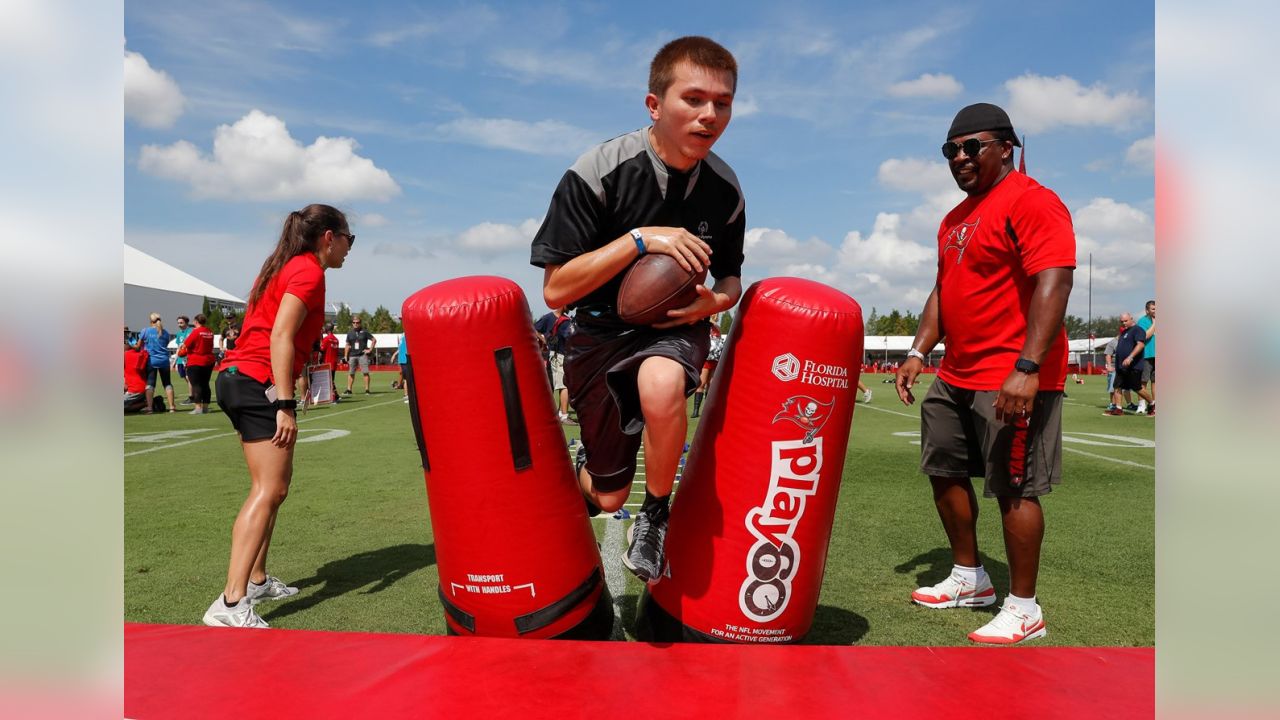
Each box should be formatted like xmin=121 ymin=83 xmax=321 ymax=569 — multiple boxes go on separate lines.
xmin=1115 ymin=365 xmax=1144 ymax=392
xmin=216 ymin=368 xmax=280 ymax=442
xmin=565 ymin=321 xmax=709 ymax=493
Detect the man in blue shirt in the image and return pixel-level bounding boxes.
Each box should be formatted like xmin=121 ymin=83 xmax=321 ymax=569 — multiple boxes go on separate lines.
xmin=173 ymin=315 xmax=194 ymax=404
xmin=1107 ymin=313 xmax=1153 ymax=416
xmin=397 ymin=333 xmax=409 ymax=404
xmin=1135 ymin=300 xmax=1156 ymax=416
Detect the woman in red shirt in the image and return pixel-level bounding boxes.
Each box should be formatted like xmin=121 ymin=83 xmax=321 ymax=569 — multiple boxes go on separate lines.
xmin=177 ymin=313 xmax=217 ymax=414
xmin=203 ymin=204 xmax=353 ymax=629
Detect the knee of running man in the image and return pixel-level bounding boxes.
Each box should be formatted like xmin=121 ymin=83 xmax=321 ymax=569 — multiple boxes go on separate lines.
xmin=636 ymin=359 xmax=688 ymax=421
xmin=593 ymin=486 xmax=630 ymax=513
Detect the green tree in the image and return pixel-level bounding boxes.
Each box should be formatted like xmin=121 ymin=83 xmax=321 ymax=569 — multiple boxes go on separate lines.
xmin=719 ymin=310 xmax=732 ymax=336
xmin=335 ymin=304 xmax=352 ymax=332
xmin=368 ymin=305 xmax=396 ymax=333
xmin=206 ymin=306 xmax=227 ymax=335
xmin=865 ymin=307 xmax=879 ymax=334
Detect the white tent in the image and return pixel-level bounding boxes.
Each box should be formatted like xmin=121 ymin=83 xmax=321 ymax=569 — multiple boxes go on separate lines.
xmin=124 ymin=244 xmax=245 ymax=331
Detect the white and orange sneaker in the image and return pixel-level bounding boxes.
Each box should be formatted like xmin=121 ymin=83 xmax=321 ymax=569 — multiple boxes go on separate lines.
xmin=911 ymin=572 xmax=997 ymax=609
xmin=968 ymin=598 xmax=1047 ymax=645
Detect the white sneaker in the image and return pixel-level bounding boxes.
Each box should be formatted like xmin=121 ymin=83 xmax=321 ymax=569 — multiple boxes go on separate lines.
xmin=911 ymin=571 xmax=996 ymax=609
xmin=1136 ymin=400 xmax=1147 ymax=414
xmin=246 ymin=575 xmax=299 ymax=604
xmin=203 ymin=595 xmax=269 ymax=628
xmin=968 ymin=598 xmax=1047 ymax=645
xmin=863 ymin=389 xmax=873 ymax=403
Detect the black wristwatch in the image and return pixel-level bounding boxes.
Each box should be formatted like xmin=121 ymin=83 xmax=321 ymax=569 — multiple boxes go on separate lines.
xmin=272 ymin=399 xmax=298 ymax=411
xmin=1014 ymin=358 xmax=1040 ymax=374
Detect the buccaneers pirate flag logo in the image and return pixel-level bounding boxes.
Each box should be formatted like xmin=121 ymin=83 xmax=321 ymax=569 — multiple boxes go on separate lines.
xmin=772 ymin=395 xmax=834 ymax=444
xmin=942 ymin=218 xmax=980 ymax=264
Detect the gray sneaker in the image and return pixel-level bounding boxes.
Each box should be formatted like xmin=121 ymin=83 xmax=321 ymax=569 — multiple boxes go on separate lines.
xmin=246 ymin=575 xmax=299 ymax=604
xmin=623 ymin=510 xmax=668 ymax=583
xmin=203 ymin=595 xmax=269 ymax=628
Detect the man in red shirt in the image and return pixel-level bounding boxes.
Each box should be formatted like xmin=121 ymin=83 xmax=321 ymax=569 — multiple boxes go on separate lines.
xmin=320 ymin=322 xmax=340 ymax=403
xmin=895 ymin=103 xmax=1074 ymax=645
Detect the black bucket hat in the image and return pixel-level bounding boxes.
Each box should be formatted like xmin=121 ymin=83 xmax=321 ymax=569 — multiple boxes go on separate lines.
xmin=947 ymin=103 xmax=1022 ymax=146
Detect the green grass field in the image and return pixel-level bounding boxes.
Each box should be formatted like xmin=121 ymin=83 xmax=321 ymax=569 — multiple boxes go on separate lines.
xmin=124 ymin=371 xmax=1153 ymax=645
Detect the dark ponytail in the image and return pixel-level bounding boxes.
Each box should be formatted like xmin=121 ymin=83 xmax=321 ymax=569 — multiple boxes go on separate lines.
xmin=248 ymin=204 xmax=348 ymax=307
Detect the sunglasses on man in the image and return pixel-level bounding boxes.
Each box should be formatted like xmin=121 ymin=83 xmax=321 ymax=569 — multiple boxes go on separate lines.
xmin=941 ymin=137 xmax=1002 ymax=161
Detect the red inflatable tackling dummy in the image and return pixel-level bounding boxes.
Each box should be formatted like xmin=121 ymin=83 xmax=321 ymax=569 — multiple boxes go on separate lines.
xmin=640 ymin=278 xmax=863 ymax=643
xmin=401 ymin=276 xmax=612 ymax=639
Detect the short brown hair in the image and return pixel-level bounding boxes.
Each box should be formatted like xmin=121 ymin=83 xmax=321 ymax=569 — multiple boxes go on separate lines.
xmin=649 ymin=36 xmax=737 ymax=97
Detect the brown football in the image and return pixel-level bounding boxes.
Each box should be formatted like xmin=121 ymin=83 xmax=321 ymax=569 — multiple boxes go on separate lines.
xmin=617 ymin=253 xmax=708 ymax=326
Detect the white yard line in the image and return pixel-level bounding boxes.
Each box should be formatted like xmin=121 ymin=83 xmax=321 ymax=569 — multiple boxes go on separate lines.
xmin=601 ymin=517 xmax=627 ymax=640
xmin=1062 ymin=446 xmax=1155 ymax=470
xmin=857 ymin=403 xmax=1154 ymax=471
xmin=124 ymin=398 xmax=405 ymax=457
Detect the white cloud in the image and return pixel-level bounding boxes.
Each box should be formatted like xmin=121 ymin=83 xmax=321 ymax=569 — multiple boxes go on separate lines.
xmin=456 ymin=218 xmax=542 ymax=257
xmin=1125 ymin=136 xmax=1155 ymax=172
xmin=887 ymin=73 xmax=962 ymax=99
xmin=1004 ymin=74 xmax=1149 ymax=134
xmin=357 ymin=212 xmax=390 ymax=228
xmin=371 ymin=242 xmax=433 ymax=260
xmin=877 ymin=157 xmax=959 ymax=197
xmin=1070 ymin=198 xmax=1155 ymax=295
xmin=733 ymin=95 xmax=761 ymax=119
xmin=778 ymin=263 xmax=838 ymax=286
xmin=744 ymin=227 xmax=836 ymax=268
xmin=124 ymin=49 xmax=185 ymax=128
xmin=368 ymin=23 xmax=439 ymax=48
xmin=836 ymin=213 xmax=935 ymax=281
xmin=138 ymin=110 xmax=400 ymax=202
xmin=491 ymin=48 xmax=619 ymax=88
xmin=436 ymin=117 xmax=598 ymax=157
xmin=1073 ymin=197 xmax=1152 ymax=238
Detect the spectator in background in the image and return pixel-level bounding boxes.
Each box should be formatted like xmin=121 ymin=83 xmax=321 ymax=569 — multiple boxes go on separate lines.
xmin=320 ymin=322 xmax=340 ymax=404
xmin=220 ymin=322 xmax=238 ymax=353
xmin=1107 ymin=313 xmax=1152 ymax=416
xmin=1103 ymin=324 xmax=1122 ymax=412
xmin=692 ymin=314 xmax=724 ymax=418
xmin=124 ymin=339 xmax=149 ymax=413
xmin=1136 ymin=300 xmax=1156 ymax=415
xmin=178 ymin=314 xmax=217 ymax=415
xmin=397 ymin=333 xmax=410 ymax=404
xmin=173 ymin=315 xmax=194 ymax=405
xmin=534 ymin=307 xmax=576 ymax=424
xmin=344 ymin=316 xmax=375 ymax=395
xmin=139 ymin=312 xmax=176 ymax=414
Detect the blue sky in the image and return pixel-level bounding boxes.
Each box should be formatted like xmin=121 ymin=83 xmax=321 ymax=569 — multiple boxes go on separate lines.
xmin=124 ymin=0 xmax=1154 ymax=326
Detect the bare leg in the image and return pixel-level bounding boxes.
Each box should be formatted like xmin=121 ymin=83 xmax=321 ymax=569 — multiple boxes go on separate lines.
xmin=578 ymin=467 xmax=630 ymax=513
xmin=636 ymin=357 xmax=687 ymax=499
xmin=223 ymin=439 xmax=293 ymax=603
xmin=249 ymin=511 xmax=279 ymax=585
xmin=997 ymin=496 xmax=1044 ymax=597
xmin=929 ymin=476 xmax=980 ymax=567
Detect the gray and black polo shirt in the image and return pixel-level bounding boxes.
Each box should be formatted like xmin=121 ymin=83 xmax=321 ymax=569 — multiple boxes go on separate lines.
xmin=530 ymin=127 xmax=746 ymax=328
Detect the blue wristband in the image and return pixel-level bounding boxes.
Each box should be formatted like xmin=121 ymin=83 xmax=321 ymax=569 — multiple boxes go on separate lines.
xmin=629 ymin=228 xmax=645 ymax=255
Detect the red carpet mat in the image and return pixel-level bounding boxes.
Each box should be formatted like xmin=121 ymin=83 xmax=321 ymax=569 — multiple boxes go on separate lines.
xmin=126 ymin=623 xmax=1152 ymax=719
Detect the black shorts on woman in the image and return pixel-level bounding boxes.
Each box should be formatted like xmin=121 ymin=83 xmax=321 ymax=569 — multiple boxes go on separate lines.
xmin=216 ymin=367 xmax=280 ymax=442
